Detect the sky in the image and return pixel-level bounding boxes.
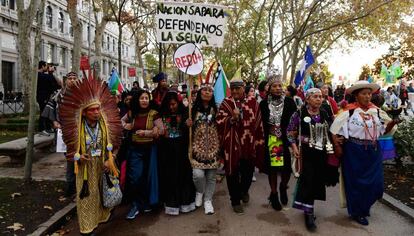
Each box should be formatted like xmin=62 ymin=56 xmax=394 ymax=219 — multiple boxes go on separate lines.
xmin=322 ymin=41 xmax=390 ymax=85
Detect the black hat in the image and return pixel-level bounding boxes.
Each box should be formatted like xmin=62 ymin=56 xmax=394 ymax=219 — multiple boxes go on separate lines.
xmin=152 ymin=72 xmax=167 ymax=83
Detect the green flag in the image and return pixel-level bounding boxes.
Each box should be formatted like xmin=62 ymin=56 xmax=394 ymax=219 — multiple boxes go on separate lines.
xmin=380 ymin=63 xmax=389 ymax=79
xmin=391 ymin=60 xmax=403 ymax=79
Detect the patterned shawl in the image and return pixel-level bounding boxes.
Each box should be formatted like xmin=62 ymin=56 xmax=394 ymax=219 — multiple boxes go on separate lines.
xmin=216 ymin=96 xmax=265 ymax=175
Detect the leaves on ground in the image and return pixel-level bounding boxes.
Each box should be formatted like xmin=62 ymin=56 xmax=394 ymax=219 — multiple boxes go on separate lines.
xmin=51 ymin=228 xmax=70 ymax=235
xmin=6 ymin=222 xmax=24 ymax=231
xmin=10 ymin=192 xmax=22 ymax=199
xmin=58 ymin=196 xmax=67 ymax=202
xmin=44 ymin=205 xmax=53 ymax=210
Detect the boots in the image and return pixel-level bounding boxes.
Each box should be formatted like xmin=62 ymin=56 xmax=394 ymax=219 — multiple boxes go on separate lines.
xmin=279 ymin=186 xmax=288 ymax=205
xmin=268 ymin=192 xmax=282 ymax=211
xmin=304 ymin=213 xmax=317 ymax=232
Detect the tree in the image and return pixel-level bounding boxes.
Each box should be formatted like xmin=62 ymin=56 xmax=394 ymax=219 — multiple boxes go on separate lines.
xmin=92 ymin=0 xmax=112 ymax=74
xmin=16 ymin=0 xmax=40 ymax=113
xmin=16 ymin=0 xmax=45 ymax=180
xmin=263 ymin=0 xmax=414 ymax=84
xmin=67 ymin=0 xmax=83 ymax=72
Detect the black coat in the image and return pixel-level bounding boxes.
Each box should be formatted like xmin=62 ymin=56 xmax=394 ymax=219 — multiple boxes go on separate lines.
xmin=260 ymin=96 xmax=297 ymax=174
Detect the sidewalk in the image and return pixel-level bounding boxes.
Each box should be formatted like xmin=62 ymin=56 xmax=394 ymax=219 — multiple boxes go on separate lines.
xmin=62 ymin=173 xmax=414 ymax=236
xmin=0 ymin=152 xmax=66 ymax=181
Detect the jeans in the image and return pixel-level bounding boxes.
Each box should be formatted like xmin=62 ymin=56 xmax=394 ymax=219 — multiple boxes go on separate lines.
xmin=226 ymin=159 xmax=254 ymax=206
xmin=127 ymin=146 xmax=151 ymax=210
xmin=193 ymin=169 xmax=217 ymax=202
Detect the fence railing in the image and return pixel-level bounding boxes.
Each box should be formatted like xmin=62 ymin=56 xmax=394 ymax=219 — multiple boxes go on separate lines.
xmin=0 ymin=99 xmax=24 ymax=114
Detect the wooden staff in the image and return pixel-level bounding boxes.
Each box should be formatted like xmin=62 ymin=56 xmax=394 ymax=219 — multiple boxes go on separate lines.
xmin=188 ymin=75 xmax=193 ymax=160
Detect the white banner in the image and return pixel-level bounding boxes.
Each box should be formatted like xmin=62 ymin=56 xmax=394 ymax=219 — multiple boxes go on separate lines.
xmin=155 ymin=2 xmax=228 ymax=48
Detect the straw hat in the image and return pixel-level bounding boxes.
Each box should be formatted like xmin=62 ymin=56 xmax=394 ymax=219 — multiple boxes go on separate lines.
xmin=346 ymin=80 xmax=380 ymax=94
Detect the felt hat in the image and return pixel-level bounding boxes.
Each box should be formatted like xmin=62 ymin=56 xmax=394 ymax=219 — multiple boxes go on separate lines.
xmin=347 ymin=80 xmax=380 ymax=94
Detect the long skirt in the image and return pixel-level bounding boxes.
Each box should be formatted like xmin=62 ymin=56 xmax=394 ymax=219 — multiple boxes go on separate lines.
xmin=292 ymin=146 xmax=326 ymax=213
xmin=342 ymin=140 xmax=383 ymax=217
xmin=76 ymin=157 xmax=111 ymax=234
xmin=158 ymin=137 xmax=195 ymax=212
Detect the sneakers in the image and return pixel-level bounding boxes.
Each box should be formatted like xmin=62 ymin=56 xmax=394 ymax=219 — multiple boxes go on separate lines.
xmin=126 ymin=205 xmax=139 ymax=220
xmin=232 ymin=205 xmax=244 ymax=215
xmin=252 ymin=175 xmax=257 ymax=182
xmin=195 ymin=192 xmax=203 ymax=207
xmin=204 ymin=200 xmax=214 ymax=215
xmin=39 ymin=130 xmax=51 ymax=136
xmin=242 ymin=193 xmax=250 ymax=203
xmin=165 ymin=207 xmax=179 ymax=216
xmin=180 ymin=202 xmax=196 ymax=213
xmin=352 ymin=215 xmax=369 ymax=226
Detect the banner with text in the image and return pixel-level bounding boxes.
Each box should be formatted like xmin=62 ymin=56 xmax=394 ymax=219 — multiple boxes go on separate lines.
xmin=155 ymin=2 xmax=228 ymax=47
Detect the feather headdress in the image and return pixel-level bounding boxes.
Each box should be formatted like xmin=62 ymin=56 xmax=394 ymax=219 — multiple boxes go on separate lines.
xmin=59 ymin=76 xmax=122 ymax=179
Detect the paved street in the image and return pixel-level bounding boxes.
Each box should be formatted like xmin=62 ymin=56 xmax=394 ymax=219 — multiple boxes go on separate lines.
xmin=62 ymin=173 xmax=414 ymax=236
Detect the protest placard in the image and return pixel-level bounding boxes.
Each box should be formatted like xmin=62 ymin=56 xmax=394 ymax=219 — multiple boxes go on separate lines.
xmin=173 ymin=43 xmax=203 ymax=75
xmin=155 ymin=2 xmax=228 ymax=47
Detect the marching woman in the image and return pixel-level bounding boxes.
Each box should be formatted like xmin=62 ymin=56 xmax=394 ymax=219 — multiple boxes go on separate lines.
xmin=158 ymin=91 xmax=196 ymax=215
xmin=259 ymin=78 xmax=297 ymax=210
xmin=320 ymin=84 xmax=339 ymax=119
xmin=186 ymin=82 xmax=221 ymax=215
xmin=287 ymin=88 xmax=337 ymax=231
xmin=330 ymin=81 xmax=399 ymax=226
xmin=121 ymin=90 xmax=163 ymax=220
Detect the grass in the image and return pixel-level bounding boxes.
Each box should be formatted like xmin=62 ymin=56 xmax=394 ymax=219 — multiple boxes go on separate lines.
xmin=0 ymin=131 xmax=27 ymax=144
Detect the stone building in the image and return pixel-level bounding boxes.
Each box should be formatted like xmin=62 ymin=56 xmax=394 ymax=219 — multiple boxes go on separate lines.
xmin=0 ymin=0 xmax=136 ymax=95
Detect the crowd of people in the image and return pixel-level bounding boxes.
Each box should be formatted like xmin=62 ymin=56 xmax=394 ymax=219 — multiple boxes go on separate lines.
xmin=39 ymin=65 xmax=407 ymax=235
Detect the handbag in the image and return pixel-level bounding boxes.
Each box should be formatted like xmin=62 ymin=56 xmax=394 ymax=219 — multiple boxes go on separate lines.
xmin=102 ymin=172 xmax=123 ymax=208
xmin=378 ymin=135 xmax=397 ymax=161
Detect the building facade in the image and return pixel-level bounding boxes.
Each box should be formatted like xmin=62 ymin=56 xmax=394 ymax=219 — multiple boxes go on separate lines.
xmin=0 ymin=0 xmax=137 ymax=95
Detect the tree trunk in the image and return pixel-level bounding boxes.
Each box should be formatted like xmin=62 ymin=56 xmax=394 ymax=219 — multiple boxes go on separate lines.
xmin=94 ymin=19 xmax=108 ymax=74
xmin=16 ymin=0 xmax=40 ymax=113
xmin=289 ymin=38 xmax=300 ymax=85
xmin=118 ymin=23 xmax=123 ymax=77
xmin=18 ymin=0 xmax=44 ymax=180
xmin=68 ymin=0 xmax=82 ymax=73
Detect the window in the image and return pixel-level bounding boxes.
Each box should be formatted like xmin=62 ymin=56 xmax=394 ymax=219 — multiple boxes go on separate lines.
xmin=69 ymin=19 xmax=73 ymax=37
xmin=59 ymin=47 xmax=67 ymax=68
xmin=58 ymin=12 xmax=64 ymax=33
xmin=102 ymin=35 xmax=105 ymax=48
xmin=107 ymin=36 xmax=110 ymax=50
xmin=126 ymin=46 xmax=129 ymax=57
xmin=113 ymin=39 xmax=115 ymax=52
xmin=46 ymin=43 xmax=55 ymax=63
xmin=122 ymin=44 xmax=124 ymax=56
xmin=46 ymin=6 xmax=53 ymax=29
xmin=1 ymin=0 xmax=6 ymax=7
xmin=9 ymin=0 xmax=15 ymax=10
xmin=102 ymin=60 xmax=107 ymax=75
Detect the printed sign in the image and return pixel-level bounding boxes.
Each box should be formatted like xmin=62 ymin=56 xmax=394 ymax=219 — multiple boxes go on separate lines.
xmin=80 ymin=56 xmax=90 ymax=70
xmin=128 ymin=67 xmax=136 ymax=77
xmin=155 ymin=2 xmax=228 ymax=47
xmin=173 ymin=43 xmax=203 ymax=75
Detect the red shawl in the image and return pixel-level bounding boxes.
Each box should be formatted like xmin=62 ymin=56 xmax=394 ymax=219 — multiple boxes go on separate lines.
xmin=345 ymin=102 xmax=378 ymax=111
xmin=216 ymin=96 xmax=265 ymax=175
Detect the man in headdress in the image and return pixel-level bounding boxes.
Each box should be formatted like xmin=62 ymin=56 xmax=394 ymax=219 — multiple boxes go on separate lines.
xmin=59 ymin=77 xmax=122 ymax=235
xmin=216 ymin=73 xmax=265 ymax=214
xmin=151 ymin=72 xmax=168 ymax=106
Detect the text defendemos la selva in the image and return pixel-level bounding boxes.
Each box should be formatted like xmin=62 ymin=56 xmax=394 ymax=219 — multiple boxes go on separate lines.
xmin=155 ymin=2 xmax=229 ymax=48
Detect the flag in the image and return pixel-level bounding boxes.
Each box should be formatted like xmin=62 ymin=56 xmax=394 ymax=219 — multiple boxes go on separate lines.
xmin=213 ymin=63 xmax=230 ymax=104
xmin=390 ymin=60 xmax=403 ymax=79
xmin=294 ymin=45 xmax=315 ymax=86
xmin=258 ymin=72 xmax=266 ymax=81
xmin=303 ymin=75 xmax=314 ymax=91
xmin=108 ymin=68 xmax=124 ymax=94
xmin=367 ymin=75 xmax=373 ymax=83
xmin=380 ymin=63 xmax=389 ymax=79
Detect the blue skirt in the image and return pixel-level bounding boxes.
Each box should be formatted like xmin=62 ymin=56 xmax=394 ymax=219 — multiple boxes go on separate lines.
xmin=342 ymin=141 xmax=383 ymax=217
